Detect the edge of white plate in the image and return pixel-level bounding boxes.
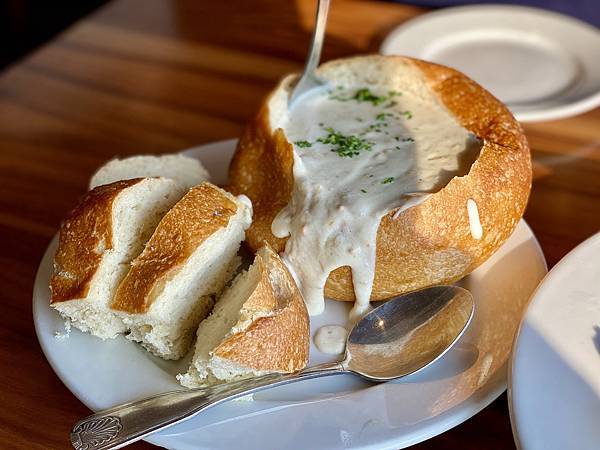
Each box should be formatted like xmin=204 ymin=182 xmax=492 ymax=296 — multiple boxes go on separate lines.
xmin=508 ymin=231 xmax=600 ymax=450
xmin=379 ymin=4 xmax=600 ymax=122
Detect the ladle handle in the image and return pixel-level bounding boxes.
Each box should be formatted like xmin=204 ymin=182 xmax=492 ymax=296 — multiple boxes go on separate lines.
xmin=70 ymin=362 xmax=345 ymax=450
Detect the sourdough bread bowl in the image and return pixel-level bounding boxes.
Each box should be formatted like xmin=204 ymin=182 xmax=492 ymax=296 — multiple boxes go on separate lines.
xmin=229 ymin=55 xmax=531 ymax=303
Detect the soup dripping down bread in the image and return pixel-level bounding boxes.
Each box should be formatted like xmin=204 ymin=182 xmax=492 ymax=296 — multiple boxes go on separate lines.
xmin=229 ymin=55 xmax=531 ymax=317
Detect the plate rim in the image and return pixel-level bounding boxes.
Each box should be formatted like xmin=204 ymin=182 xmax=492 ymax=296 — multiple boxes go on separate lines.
xmin=33 ymin=139 xmax=548 ymax=450
xmin=379 ymin=4 xmax=600 ymax=122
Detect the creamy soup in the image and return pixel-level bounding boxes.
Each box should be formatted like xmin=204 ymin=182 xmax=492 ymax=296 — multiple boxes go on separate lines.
xmin=272 ymin=85 xmax=481 ymax=318
xmin=314 ymin=325 xmax=347 ymax=355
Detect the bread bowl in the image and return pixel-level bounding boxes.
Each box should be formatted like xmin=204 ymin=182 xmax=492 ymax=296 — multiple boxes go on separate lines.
xmin=178 ymin=244 xmax=309 ymax=388
xmin=50 ymin=178 xmax=186 ymax=338
xmin=90 ymin=154 xmax=209 ymax=190
xmin=229 ymin=55 xmax=531 ymax=316
xmin=111 ymin=182 xmax=252 ymax=360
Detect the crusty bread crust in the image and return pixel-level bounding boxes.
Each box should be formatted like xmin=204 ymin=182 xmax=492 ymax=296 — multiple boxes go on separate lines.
xmin=228 ymin=123 xmax=293 ymax=253
xmin=229 ymin=55 xmax=531 ymax=301
xmin=50 ymin=179 xmax=142 ymax=303
xmin=110 ymin=183 xmax=238 ymax=313
xmin=213 ymin=245 xmax=309 ymax=373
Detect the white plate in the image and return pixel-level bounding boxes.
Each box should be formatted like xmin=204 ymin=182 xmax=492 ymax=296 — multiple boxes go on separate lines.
xmin=510 ymin=231 xmax=600 ymax=450
xmin=34 ymin=139 xmax=547 ymax=450
xmin=380 ymin=5 xmax=600 ymax=122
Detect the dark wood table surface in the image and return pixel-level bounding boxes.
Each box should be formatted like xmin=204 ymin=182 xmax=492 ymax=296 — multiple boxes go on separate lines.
xmin=1 ymin=0 xmax=598 ymax=448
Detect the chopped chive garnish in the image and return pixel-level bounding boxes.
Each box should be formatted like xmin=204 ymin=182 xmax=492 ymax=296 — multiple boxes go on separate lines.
xmin=376 ymin=112 xmax=393 ymax=121
xmin=317 ymin=127 xmax=374 ymax=158
xmin=382 ymin=177 xmax=395 ymax=184
xmin=352 ymin=88 xmax=387 ymax=105
xmin=294 ymin=140 xmax=312 ymax=148
xmin=329 ymin=87 xmax=402 ymax=106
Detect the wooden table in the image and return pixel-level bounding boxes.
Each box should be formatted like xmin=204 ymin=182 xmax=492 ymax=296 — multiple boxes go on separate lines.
xmin=1 ymin=0 xmax=598 ymax=448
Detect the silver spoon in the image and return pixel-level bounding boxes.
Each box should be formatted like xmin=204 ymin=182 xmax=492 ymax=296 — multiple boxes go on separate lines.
xmin=70 ymin=285 xmax=474 ymax=450
xmin=289 ymin=0 xmax=331 ymax=106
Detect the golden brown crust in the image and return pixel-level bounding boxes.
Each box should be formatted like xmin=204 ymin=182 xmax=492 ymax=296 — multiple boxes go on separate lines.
xmin=229 ymin=117 xmax=293 ymax=252
xmin=229 ymin=55 xmax=531 ymax=301
xmin=213 ymin=245 xmax=309 ymax=373
xmin=50 ymin=179 xmax=143 ymax=303
xmin=110 ymin=182 xmax=238 ymax=313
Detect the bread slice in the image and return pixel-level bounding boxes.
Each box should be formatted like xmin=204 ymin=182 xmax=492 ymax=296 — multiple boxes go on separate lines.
xmin=89 ymin=154 xmax=209 ymax=189
xmin=178 ymin=244 xmax=309 ymax=388
xmin=50 ymin=178 xmax=186 ymax=339
xmin=110 ymin=182 xmax=253 ymax=360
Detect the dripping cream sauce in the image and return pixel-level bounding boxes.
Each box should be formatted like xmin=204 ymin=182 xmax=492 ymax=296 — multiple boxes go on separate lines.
xmin=272 ymin=85 xmax=481 ymax=318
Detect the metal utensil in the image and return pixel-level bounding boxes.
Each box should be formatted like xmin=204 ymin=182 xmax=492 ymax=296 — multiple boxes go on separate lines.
xmin=70 ymin=285 xmax=474 ymax=450
xmin=289 ymin=0 xmax=331 ymax=106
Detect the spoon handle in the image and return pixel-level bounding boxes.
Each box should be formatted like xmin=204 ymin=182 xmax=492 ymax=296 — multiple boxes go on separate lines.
xmin=70 ymin=362 xmax=345 ymax=450
xmin=304 ymin=0 xmax=330 ymax=79
xmin=290 ymin=0 xmax=331 ymax=104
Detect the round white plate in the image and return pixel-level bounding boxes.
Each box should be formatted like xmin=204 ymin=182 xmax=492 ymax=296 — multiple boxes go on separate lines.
xmin=380 ymin=5 xmax=600 ymax=122
xmin=34 ymin=139 xmax=547 ymax=450
xmin=510 ymin=231 xmax=600 ymax=450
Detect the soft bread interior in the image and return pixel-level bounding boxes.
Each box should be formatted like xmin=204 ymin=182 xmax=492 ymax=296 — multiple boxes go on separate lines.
xmin=117 ymin=189 xmax=253 ymax=360
xmin=52 ymin=178 xmax=186 ymax=339
xmin=90 ymin=154 xmax=209 ymax=190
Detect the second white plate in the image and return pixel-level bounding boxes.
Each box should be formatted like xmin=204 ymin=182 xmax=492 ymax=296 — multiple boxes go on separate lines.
xmin=381 ymin=5 xmax=600 ymax=122
xmin=510 ymin=231 xmax=600 ymax=450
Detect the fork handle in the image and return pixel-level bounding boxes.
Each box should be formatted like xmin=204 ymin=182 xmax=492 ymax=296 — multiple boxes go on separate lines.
xmin=70 ymin=362 xmax=344 ymax=450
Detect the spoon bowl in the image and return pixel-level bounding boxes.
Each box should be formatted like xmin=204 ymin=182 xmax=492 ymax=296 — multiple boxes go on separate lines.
xmin=345 ymin=285 xmax=474 ymax=380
